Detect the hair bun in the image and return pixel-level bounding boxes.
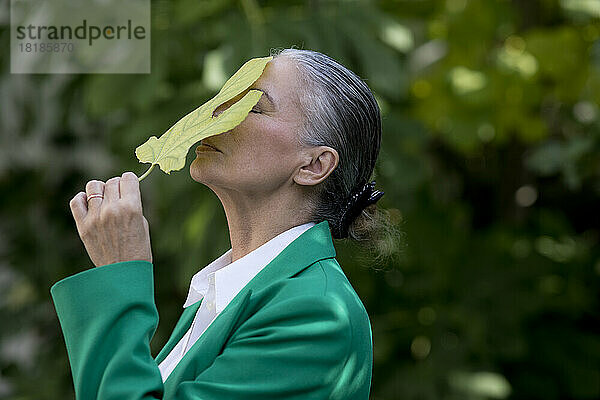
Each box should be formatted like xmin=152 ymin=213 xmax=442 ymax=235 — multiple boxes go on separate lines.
xmin=334 ymin=180 xmax=384 ymax=239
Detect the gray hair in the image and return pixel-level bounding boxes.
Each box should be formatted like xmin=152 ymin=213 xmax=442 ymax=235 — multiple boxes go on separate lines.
xmin=271 ymin=48 xmax=382 ymax=240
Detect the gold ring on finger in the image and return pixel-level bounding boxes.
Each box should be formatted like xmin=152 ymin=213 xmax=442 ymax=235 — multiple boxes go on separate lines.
xmin=87 ymin=194 xmax=104 ymax=202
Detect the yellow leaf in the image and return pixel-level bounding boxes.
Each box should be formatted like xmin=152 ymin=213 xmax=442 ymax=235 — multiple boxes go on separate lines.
xmin=135 ymin=56 xmax=273 ymax=181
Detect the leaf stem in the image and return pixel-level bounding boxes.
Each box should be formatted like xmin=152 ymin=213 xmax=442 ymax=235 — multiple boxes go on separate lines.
xmin=138 ymin=164 xmax=155 ymax=182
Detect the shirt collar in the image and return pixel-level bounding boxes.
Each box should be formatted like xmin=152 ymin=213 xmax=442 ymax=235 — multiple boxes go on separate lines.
xmin=183 ymin=222 xmax=316 ymax=311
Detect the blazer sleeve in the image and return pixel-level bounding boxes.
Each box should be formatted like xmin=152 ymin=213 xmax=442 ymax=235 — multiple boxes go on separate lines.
xmin=51 ymin=261 xmax=164 ymax=399
xmin=51 ymin=261 xmax=359 ymax=400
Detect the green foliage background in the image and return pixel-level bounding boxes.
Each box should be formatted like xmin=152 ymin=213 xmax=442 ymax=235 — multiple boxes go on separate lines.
xmin=1 ymin=0 xmax=599 ymax=399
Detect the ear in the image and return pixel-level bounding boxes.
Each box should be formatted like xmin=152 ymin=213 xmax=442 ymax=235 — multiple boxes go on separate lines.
xmin=293 ymin=146 xmax=339 ymax=187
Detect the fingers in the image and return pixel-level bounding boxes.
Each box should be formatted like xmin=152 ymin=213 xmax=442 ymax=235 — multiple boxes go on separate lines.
xmin=104 ymin=177 xmax=120 ymax=203
xmin=70 ymin=192 xmax=88 ymax=222
xmin=85 ymin=180 xmax=105 ymax=215
xmin=120 ymin=172 xmax=141 ymax=205
xmin=77 ymin=172 xmax=140 ymax=219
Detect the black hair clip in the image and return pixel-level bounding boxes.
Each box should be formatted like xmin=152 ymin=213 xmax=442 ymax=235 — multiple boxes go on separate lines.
xmin=336 ymin=180 xmax=384 ymax=238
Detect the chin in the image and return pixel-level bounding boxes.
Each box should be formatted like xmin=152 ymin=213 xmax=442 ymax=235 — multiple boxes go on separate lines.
xmin=189 ymin=159 xmax=207 ymax=183
xmin=190 ymin=159 xmax=222 ymax=188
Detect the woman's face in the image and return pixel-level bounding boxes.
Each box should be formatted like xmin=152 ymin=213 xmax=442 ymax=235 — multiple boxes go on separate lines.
xmin=190 ymin=56 xmax=308 ymax=198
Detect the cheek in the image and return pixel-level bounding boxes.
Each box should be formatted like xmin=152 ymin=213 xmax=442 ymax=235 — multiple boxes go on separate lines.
xmin=229 ymin=121 xmax=300 ymax=186
xmin=234 ymin=116 xmax=293 ymax=154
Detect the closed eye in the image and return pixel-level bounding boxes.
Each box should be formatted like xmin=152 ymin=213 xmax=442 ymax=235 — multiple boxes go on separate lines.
xmin=250 ymin=109 xmax=260 ymax=113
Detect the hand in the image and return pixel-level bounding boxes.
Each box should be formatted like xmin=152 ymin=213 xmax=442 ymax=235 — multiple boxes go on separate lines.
xmin=69 ymin=172 xmax=152 ymax=268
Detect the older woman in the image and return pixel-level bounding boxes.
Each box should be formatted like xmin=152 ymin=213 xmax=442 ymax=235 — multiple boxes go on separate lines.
xmin=51 ymin=49 xmax=390 ymax=399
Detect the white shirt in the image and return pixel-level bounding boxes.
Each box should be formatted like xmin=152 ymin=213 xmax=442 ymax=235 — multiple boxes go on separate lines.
xmin=158 ymin=222 xmax=316 ymax=382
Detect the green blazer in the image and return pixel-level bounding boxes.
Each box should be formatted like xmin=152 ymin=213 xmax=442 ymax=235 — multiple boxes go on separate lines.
xmin=51 ymin=220 xmax=373 ymax=399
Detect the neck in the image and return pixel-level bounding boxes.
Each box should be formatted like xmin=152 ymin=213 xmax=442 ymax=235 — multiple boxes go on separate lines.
xmin=215 ymin=187 xmax=313 ymax=262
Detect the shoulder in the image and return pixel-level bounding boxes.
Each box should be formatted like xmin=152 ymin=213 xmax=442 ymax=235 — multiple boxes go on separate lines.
xmin=282 ymin=257 xmax=370 ymax=323
xmin=220 ymin=259 xmax=372 ymax=399
xmin=244 ymin=257 xmax=372 ymax=350
xmin=234 ymin=257 xmax=373 ymax=396
xmin=307 ymin=258 xmax=373 ymax=346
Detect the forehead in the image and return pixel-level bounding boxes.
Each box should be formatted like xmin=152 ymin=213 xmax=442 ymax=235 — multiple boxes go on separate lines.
xmin=252 ymin=56 xmax=302 ymax=107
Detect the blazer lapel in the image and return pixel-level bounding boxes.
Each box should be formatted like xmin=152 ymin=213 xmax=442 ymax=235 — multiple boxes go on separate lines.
xmin=154 ymin=300 xmax=202 ymax=365
xmin=163 ymin=289 xmax=253 ymax=389
xmin=161 ymin=220 xmax=336 ymax=388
